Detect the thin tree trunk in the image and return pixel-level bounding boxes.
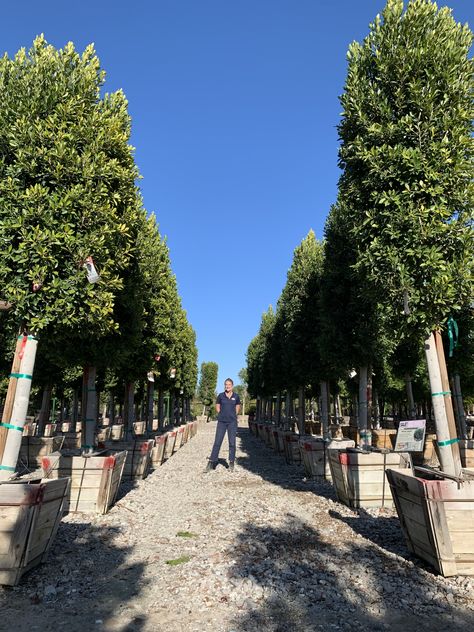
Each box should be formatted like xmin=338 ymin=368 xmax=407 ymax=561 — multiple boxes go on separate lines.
xmin=72 ymin=389 xmax=79 ymax=429
xmin=320 ymin=381 xmax=330 ymax=439
xmin=296 ymin=388 xmax=304 ymax=434
xmin=454 ymin=373 xmax=468 ymax=440
xmin=405 ymin=374 xmax=416 ymax=419
xmin=358 ymin=366 xmax=368 ymax=431
xmin=83 ymin=365 xmax=97 ymax=453
xmin=147 ymin=380 xmax=154 ymax=433
xmin=158 ymin=390 xmax=164 ymax=429
xmin=37 ymin=383 xmax=53 ymax=436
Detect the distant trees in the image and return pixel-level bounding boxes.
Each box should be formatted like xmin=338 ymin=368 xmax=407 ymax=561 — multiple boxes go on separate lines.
xmin=197 ymin=362 xmax=218 ymax=419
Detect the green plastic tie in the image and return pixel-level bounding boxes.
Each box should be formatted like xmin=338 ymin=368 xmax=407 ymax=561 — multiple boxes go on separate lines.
xmin=10 ymin=373 xmax=33 ymax=380
xmin=437 ymin=437 xmax=460 ymax=447
xmin=0 ymin=464 xmax=16 ymax=471
xmin=0 ymin=422 xmax=23 ymax=432
xmin=431 ymin=391 xmax=451 ymax=397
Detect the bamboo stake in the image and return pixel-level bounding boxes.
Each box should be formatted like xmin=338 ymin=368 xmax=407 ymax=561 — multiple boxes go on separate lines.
xmin=0 ymin=335 xmax=23 ymax=463
xmin=434 ymin=331 xmax=462 ymax=472
xmin=454 ymin=374 xmax=468 ymax=440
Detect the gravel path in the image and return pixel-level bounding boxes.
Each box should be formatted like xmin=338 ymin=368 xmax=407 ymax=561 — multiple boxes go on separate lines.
xmin=1 ymin=421 xmax=474 ymax=632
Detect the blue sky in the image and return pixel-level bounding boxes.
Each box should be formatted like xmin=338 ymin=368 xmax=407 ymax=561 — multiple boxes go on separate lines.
xmin=2 ymin=1 xmax=473 ymax=389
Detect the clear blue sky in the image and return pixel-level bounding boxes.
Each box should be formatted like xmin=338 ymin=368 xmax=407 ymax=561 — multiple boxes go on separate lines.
xmin=1 ymin=1 xmax=473 ymax=389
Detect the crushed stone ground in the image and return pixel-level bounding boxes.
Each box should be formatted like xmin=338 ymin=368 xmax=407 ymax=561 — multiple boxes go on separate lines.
xmin=1 ymin=421 xmax=474 ymax=631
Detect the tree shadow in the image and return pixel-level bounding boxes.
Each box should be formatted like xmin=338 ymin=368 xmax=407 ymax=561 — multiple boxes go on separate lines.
xmin=227 ymin=515 xmax=474 ymax=632
xmin=328 ymin=508 xmax=417 ymax=562
xmin=0 ymin=520 xmax=148 ymax=632
xmin=236 ymin=426 xmax=336 ymax=500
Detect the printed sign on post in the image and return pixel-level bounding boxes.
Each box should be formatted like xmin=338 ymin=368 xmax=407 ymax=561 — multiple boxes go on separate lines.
xmin=394 ymin=419 xmax=426 ymax=452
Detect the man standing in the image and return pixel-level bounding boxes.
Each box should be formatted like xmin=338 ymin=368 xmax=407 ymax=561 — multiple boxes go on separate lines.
xmin=205 ymin=378 xmax=241 ymax=472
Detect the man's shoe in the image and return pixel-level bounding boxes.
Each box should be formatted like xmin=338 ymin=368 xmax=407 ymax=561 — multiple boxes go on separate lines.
xmin=204 ymin=461 xmax=215 ymax=473
xmin=229 ymin=462 xmax=235 ymax=472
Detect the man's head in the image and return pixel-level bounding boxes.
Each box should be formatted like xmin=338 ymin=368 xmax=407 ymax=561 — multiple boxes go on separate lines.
xmin=224 ymin=378 xmax=233 ymax=392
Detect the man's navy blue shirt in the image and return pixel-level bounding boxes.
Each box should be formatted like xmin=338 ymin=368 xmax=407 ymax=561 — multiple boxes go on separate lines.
xmin=216 ymin=391 xmax=241 ymax=423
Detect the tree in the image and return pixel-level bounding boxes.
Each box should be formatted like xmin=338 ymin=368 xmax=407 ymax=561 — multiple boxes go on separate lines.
xmin=197 ymin=362 xmax=218 ymax=419
xmin=338 ymin=0 xmax=474 ymax=473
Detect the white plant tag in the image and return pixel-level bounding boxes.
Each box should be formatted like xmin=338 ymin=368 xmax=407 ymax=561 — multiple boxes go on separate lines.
xmin=84 ymin=256 xmax=100 ymax=283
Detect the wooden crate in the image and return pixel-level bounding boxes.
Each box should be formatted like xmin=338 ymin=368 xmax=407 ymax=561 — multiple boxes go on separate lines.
xmin=174 ymin=426 xmax=186 ymax=450
xmin=164 ymin=431 xmax=177 ymax=459
xmin=18 ymin=436 xmax=63 ymax=472
xmin=249 ymin=420 xmax=257 ymax=436
xmin=97 ymin=427 xmax=112 ymax=442
xmin=182 ymin=423 xmax=190 ymax=444
xmin=132 ymin=421 xmax=146 ymax=436
xmin=43 ymin=424 xmax=57 ymax=437
xmin=104 ymin=440 xmax=154 ymax=480
xmin=59 ymin=432 xmax=82 ymax=450
xmin=327 ymin=448 xmax=409 ymax=509
xmin=22 ymin=423 xmax=37 ymax=437
xmin=300 ymin=438 xmax=355 ymax=480
xmin=60 ymin=422 xmax=72 ymax=433
xmin=284 ymin=432 xmax=302 ymax=464
xmin=151 ymin=434 xmax=168 ymax=467
xmin=459 ymin=440 xmax=474 ymax=469
xmin=0 ymin=477 xmax=69 ymax=586
xmin=372 ymin=429 xmax=397 ymax=449
xmin=42 ymin=451 xmax=127 ymax=514
xmin=111 ymin=424 xmax=125 ymax=441
xmin=387 ymin=468 xmax=474 ymax=576
xmin=270 ymin=428 xmax=280 ymax=452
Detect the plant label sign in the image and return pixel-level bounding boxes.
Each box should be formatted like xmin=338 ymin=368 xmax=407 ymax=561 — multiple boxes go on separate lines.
xmin=83 ymin=256 xmax=100 ymax=283
xmin=394 ymin=419 xmax=426 ymax=452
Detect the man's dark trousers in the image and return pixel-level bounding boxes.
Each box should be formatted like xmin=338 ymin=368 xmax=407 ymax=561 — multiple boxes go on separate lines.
xmin=209 ymin=420 xmax=237 ymax=463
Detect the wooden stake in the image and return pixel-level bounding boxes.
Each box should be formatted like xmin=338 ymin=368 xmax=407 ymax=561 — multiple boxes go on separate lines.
xmin=434 ymin=331 xmax=462 ymax=472
xmin=0 ymin=336 xmax=23 ymax=463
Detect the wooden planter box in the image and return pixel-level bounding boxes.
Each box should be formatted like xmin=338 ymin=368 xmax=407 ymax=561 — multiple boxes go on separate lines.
xmin=284 ymin=432 xmax=302 ymax=464
xmin=249 ymin=420 xmax=257 ymax=436
xmin=300 ymin=438 xmax=355 ymax=480
xmin=328 ymin=448 xmax=409 ymax=509
xmin=132 ymin=421 xmax=146 ymax=436
xmin=270 ymin=428 xmax=280 ymax=452
xmin=164 ymin=431 xmax=177 ymax=459
xmin=183 ymin=423 xmax=191 ymax=444
xmin=41 ymin=451 xmax=127 ymax=514
xmin=111 ymin=424 xmax=125 ymax=441
xmin=372 ymin=428 xmax=397 ymax=449
xmin=386 ymin=468 xmax=474 ymax=576
xmin=97 ymin=427 xmax=112 ymax=442
xmin=18 ymin=436 xmax=63 ymax=472
xmin=174 ymin=426 xmax=186 ymax=450
xmin=151 ymin=434 xmax=168 ymax=467
xmin=60 ymin=432 xmax=82 ymax=450
xmin=60 ymin=422 xmax=72 ymax=433
xmin=0 ymin=477 xmax=69 ymax=586
xmin=459 ymin=440 xmax=474 ymax=469
xmin=43 ymin=424 xmax=57 ymax=437
xmin=22 ymin=423 xmax=37 ymax=437
xmin=104 ymin=440 xmax=154 ymax=480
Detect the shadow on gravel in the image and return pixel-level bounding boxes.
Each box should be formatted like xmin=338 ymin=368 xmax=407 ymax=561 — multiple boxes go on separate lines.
xmin=228 ymin=515 xmax=474 ymax=632
xmin=115 ymin=479 xmax=141 ymax=502
xmin=237 ymin=427 xmax=336 ymax=500
xmin=328 ymin=509 xmax=414 ymax=561
xmin=0 ymin=521 xmax=148 ymax=632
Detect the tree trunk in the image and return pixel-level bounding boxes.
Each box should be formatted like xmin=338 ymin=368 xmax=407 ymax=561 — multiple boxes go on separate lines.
xmin=108 ymin=392 xmax=115 ymax=423
xmin=425 ymin=332 xmax=460 ymax=477
xmin=320 ymin=381 xmax=330 ymax=440
xmin=405 ymin=374 xmax=416 ymax=419
xmin=358 ymin=366 xmax=368 ymax=431
xmin=276 ymin=392 xmax=281 ymax=426
xmin=146 ymin=379 xmax=154 ymax=432
xmin=0 ymin=335 xmax=38 ymax=480
xmin=454 ymin=373 xmax=468 ymax=440
xmin=123 ymin=382 xmax=135 ymax=431
xmin=158 ymin=390 xmax=164 ymax=429
xmin=37 ymin=383 xmax=53 ymax=436
xmin=72 ymin=389 xmax=79 ymax=429
xmin=83 ymin=366 xmax=97 ymax=453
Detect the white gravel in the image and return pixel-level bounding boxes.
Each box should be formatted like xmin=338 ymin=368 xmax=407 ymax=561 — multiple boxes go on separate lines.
xmin=1 ymin=421 xmax=474 ymax=632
